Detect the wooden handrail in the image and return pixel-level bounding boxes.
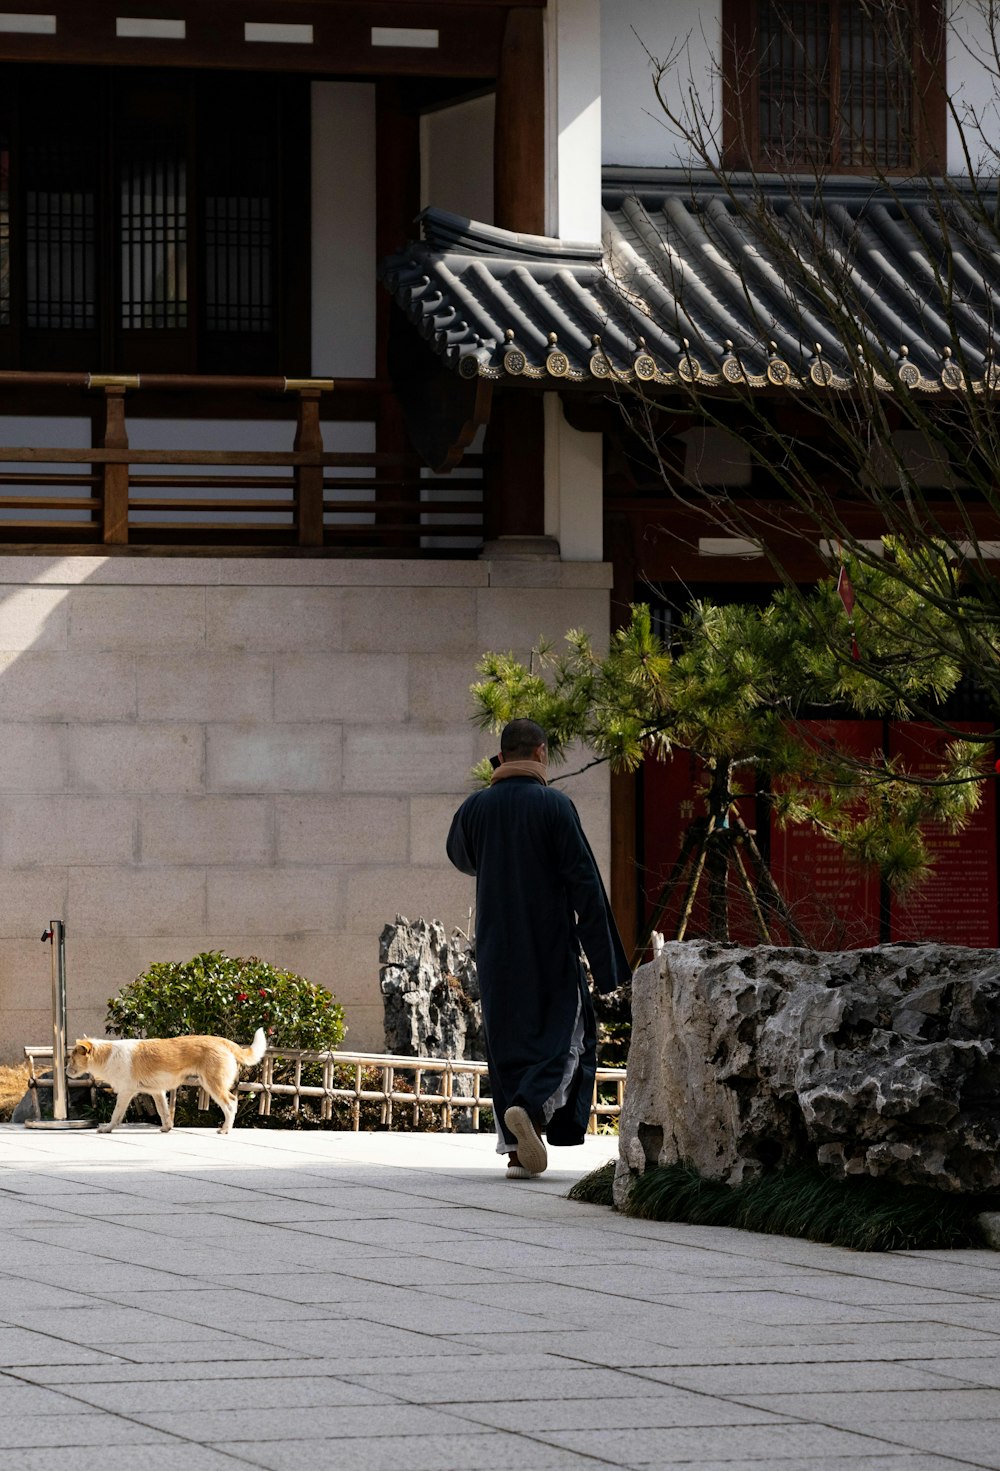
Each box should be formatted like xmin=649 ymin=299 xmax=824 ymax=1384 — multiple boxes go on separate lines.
xmin=0 ymin=371 xmax=483 ymax=553
xmin=0 ymin=370 xmax=344 ymax=394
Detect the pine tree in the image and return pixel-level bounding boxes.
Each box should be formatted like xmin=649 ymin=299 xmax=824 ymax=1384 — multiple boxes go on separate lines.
xmin=472 ymin=546 xmax=990 ymax=950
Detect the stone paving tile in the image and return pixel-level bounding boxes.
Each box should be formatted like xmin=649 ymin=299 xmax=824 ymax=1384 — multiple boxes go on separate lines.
xmin=623 ymin=1460 xmax=976 ymax=1471
xmin=341 ymin=1365 xmax=697 ymax=1404
xmin=212 ymin=1430 xmax=615 ymax=1471
xmin=18 ymin=1307 xmax=254 ymax=1345
xmin=873 ymin=1419 xmax=1000 ymax=1467
xmin=103 ymin=1288 xmax=337 ymax=1323
xmin=0 ymin=1411 xmax=177 ymax=1448
xmin=0 ymin=1378 xmax=113 ymax=1415
xmin=445 ymin=1391 xmax=793 ymax=1433
xmin=4 ymin=1127 xmax=1000 ymax=1471
xmin=645 ymin=1361 xmax=959 ymax=1394
xmin=134 ymin=1402 xmax=481 ymax=1441
xmin=913 ymin=1357 xmax=1000 ymax=1387
xmin=81 ymin=1340 xmax=309 ymax=1366
xmin=56 ymin=1375 xmax=398 ymax=1413
xmin=0 ymin=1327 xmax=122 ymax=1368
xmin=740 ymin=1387 xmax=1000 ymax=1421
xmin=532 ymin=1422 xmax=913 ymax=1463
xmin=18 ymin=1347 xmax=517 ymax=1384
xmin=3 ymin=1448 xmax=248 ymax=1471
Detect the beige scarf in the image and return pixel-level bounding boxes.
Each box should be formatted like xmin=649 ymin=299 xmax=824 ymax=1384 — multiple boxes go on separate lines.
xmin=490 ymin=759 xmax=548 ymax=787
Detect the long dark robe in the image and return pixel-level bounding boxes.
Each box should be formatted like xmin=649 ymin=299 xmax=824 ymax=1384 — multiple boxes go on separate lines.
xmin=447 ymin=776 xmax=631 ymax=1148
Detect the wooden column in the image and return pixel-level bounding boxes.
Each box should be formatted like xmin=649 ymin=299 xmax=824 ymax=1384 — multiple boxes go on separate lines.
xmin=482 ymin=392 xmax=545 ymax=540
xmin=293 ymin=388 xmax=325 ymax=547
xmin=607 ymin=511 xmax=640 ymax=953
xmin=375 ymin=80 xmax=422 ymax=542
xmin=98 ymin=386 xmax=129 ymax=545
xmin=494 ymin=7 xmax=546 ymax=235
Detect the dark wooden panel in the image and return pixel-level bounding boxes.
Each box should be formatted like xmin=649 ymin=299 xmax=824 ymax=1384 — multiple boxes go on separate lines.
xmin=0 ymin=2 xmax=526 ymax=76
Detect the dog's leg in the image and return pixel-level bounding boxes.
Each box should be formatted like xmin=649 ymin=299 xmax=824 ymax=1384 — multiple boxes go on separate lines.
xmin=202 ymin=1083 xmax=238 ymax=1134
xmin=151 ymin=1092 xmax=173 ymax=1132
xmin=98 ymin=1089 xmax=136 ymax=1134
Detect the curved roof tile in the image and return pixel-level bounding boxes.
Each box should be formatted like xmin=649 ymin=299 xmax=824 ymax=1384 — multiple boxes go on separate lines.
xmin=378 ymin=173 xmax=1000 ymax=394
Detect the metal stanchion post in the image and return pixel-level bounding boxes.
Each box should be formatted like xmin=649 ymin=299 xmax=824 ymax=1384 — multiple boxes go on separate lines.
xmin=25 ymin=920 xmax=94 ymax=1130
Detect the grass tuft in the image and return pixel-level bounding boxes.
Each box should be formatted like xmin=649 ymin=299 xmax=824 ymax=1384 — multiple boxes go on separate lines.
xmin=622 ymin=1161 xmax=986 ymax=1252
xmin=567 ymin=1160 xmax=617 ymax=1206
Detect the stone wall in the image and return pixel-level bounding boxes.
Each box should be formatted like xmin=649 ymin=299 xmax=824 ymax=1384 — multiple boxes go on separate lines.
xmin=0 ymin=555 xmax=612 ymax=1059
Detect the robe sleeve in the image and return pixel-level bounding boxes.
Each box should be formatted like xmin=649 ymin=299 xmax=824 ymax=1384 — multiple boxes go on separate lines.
xmin=446 ymin=800 xmax=477 ymax=877
xmin=551 ymin=796 xmax=632 ymax=994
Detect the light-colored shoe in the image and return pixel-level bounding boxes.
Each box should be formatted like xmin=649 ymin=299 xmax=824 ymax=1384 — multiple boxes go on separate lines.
xmin=506 ymin=1164 xmax=531 ymax=1179
xmin=503 ymin=1105 xmax=547 ymax=1175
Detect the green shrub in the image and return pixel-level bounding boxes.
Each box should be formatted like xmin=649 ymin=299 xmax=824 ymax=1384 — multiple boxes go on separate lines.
xmin=106 ymin=951 xmax=345 ymax=1051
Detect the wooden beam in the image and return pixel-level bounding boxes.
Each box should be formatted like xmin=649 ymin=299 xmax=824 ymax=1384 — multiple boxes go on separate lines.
xmin=0 ymin=1 xmax=525 ymax=75
xmin=494 ymin=7 xmax=545 ymax=234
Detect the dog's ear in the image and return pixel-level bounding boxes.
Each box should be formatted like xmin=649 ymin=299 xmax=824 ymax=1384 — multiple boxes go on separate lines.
xmin=74 ymin=1039 xmax=93 ymax=1056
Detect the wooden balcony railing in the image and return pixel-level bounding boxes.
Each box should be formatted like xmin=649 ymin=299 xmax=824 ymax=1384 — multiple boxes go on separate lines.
xmin=0 ymin=372 xmax=484 ymax=554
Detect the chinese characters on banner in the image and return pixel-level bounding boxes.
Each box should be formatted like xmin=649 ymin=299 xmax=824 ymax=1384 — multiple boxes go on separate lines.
xmin=769 ymin=720 xmax=882 ymax=950
xmin=889 ymin=722 xmax=998 ymax=947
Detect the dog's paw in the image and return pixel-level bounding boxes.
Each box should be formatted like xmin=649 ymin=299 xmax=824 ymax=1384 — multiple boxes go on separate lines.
xmin=96 ymin=1123 xmax=114 ymax=1134
xmin=159 ymin=1124 xmax=173 ymax=1133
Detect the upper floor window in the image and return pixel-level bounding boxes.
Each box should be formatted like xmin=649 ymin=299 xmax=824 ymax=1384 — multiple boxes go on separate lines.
xmin=0 ymin=65 xmax=310 ymax=374
xmin=723 ymin=0 xmax=945 ymax=173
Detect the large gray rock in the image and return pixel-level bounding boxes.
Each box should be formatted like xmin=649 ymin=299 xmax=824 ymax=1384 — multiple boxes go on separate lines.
xmin=379 ymin=915 xmax=484 ymax=1062
xmin=616 ymin=940 xmax=1000 ymax=1205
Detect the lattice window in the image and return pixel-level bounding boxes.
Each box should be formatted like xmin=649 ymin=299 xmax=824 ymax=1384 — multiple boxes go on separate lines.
xmin=119 ymin=131 xmax=188 ymax=331
xmin=725 ymin=0 xmax=944 ymax=172
xmin=0 ymin=64 xmax=307 ymax=373
xmin=204 ymin=194 xmax=272 ymax=334
xmin=24 ymin=141 xmax=97 ymax=330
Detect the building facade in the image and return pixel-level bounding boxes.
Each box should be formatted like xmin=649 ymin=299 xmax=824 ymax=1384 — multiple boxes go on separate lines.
xmin=1 ymin=1 xmax=997 ymax=1056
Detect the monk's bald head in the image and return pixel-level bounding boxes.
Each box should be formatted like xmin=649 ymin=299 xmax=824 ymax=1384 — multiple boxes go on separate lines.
xmin=500 ymin=719 xmax=548 ymax=760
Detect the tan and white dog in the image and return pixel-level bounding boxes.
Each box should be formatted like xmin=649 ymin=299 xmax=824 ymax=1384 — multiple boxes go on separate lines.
xmin=67 ymin=1030 xmax=267 ymax=1134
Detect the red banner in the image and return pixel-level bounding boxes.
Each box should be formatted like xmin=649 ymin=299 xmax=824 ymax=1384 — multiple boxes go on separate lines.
xmin=769 ymin=720 xmax=882 ymax=950
xmin=641 ymin=750 xmax=760 ymax=946
xmin=889 ymin=722 xmax=998 ymax=947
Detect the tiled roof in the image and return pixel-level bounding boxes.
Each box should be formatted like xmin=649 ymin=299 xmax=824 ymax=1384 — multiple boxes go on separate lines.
xmin=379 ymin=171 xmax=1000 ymax=395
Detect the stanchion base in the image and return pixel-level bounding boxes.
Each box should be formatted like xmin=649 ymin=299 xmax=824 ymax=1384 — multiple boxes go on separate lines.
xmin=24 ymin=1119 xmax=96 ymax=1130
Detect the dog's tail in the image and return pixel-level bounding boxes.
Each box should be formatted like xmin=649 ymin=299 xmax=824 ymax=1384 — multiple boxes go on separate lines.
xmin=236 ymin=1027 xmax=268 ymax=1068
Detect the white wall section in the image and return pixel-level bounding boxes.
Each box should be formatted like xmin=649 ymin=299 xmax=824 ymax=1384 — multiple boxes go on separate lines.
xmin=602 ymin=0 xmax=721 ymax=168
xmin=547 ymin=0 xmax=603 ymax=241
xmin=311 ymin=82 xmax=377 ymax=380
xmin=420 ymin=94 xmax=495 ymax=223
xmin=544 ymin=396 xmax=604 ymax=561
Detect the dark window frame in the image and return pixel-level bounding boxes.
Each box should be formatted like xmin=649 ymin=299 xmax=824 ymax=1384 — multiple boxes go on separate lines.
xmin=722 ymin=0 xmax=947 ymax=174
xmin=0 ymin=64 xmax=310 ymax=375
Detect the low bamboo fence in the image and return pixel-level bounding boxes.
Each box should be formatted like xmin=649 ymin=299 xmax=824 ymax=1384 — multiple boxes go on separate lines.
xmin=24 ymin=1045 xmax=626 ymax=1134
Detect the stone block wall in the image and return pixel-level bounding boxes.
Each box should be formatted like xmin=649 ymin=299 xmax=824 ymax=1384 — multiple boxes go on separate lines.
xmin=0 ymin=555 xmax=612 ymax=1058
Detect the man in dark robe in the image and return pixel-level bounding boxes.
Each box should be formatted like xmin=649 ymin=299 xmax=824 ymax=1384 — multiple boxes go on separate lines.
xmin=447 ymin=718 xmax=631 ymax=1177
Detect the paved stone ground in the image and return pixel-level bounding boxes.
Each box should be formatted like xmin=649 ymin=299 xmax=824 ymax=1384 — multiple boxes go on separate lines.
xmin=2 ymin=1124 xmax=1000 ymax=1471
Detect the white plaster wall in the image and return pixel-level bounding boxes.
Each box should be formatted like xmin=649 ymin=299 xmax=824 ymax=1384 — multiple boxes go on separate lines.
xmin=420 ymin=94 xmax=495 ymax=223
xmin=311 ymin=81 xmax=377 ymax=379
xmin=547 ymin=0 xmax=603 ymax=240
xmin=947 ymin=0 xmax=1000 ymax=173
xmin=544 ymin=396 xmax=604 ymax=560
xmin=0 ymin=556 xmax=613 ymax=1060
xmin=602 ymin=0 xmax=721 ymax=167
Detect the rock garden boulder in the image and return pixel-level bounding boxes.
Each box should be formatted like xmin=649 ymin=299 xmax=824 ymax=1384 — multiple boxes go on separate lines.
xmin=617 ymin=940 xmax=1000 ymax=1206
